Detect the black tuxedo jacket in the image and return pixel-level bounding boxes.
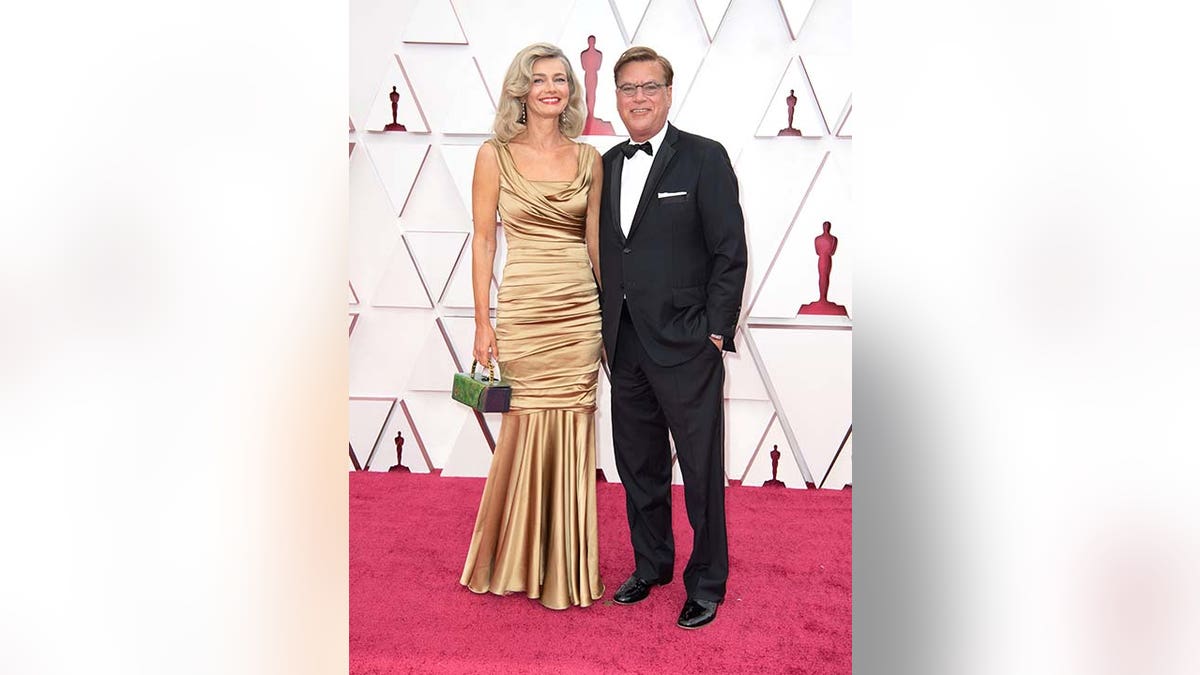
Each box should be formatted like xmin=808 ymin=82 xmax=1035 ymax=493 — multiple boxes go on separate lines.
xmin=599 ymin=124 xmax=748 ymax=368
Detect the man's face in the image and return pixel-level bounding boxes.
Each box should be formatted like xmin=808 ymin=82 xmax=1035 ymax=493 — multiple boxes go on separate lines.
xmin=615 ymin=60 xmax=672 ymax=143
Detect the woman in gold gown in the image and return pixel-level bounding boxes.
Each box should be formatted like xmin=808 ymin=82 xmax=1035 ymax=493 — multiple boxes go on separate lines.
xmin=459 ymin=43 xmax=605 ymax=609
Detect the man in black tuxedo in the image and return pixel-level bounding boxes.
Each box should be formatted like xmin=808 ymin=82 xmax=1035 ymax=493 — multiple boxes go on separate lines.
xmin=599 ymin=46 xmax=747 ymax=630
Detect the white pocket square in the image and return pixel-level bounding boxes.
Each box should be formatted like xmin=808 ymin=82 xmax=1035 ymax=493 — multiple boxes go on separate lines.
xmin=657 ymin=191 xmax=687 ymax=198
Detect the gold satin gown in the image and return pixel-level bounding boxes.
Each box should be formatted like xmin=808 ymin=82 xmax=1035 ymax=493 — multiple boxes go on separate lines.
xmin=460 ymin=139 xmax=604 ymax=609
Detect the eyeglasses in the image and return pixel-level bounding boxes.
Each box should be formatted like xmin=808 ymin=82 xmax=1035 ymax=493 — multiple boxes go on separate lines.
xmin=616 ymin=81 xmax=667 ymax=97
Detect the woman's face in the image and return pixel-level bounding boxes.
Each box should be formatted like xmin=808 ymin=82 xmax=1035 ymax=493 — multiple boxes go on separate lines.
xmin=525 ymin=57 xmax=570 ymax=118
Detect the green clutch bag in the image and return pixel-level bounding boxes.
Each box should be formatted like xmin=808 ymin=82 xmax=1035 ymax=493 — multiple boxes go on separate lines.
xmin=451 ymin=359 xmax=512 ymax=412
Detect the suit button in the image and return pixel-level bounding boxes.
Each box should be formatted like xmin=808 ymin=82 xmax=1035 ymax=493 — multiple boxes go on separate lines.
xmin=622 ymin=247 xmax=631 ymax=254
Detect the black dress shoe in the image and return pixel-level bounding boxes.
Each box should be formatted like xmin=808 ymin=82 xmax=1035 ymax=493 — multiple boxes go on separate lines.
xmin=612 ymin=574 xmax=668 ymax=605
xmin=676 ymin=598 xmax=718 ymax=629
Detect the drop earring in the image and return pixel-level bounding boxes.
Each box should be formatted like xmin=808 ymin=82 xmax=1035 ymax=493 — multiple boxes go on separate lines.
xmin=519 ymin=100 xmax=527 ymax=124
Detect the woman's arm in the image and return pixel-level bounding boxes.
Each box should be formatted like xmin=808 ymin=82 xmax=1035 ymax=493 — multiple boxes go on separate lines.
xmin=585 ymin=148 xmax=603 ymax=289
xmin=471 ymin=142 xmax=501 ymax=364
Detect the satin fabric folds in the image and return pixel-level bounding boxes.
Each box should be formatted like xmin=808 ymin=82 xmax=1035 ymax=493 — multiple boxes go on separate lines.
xmin=460 ymin=139 xmax=604 ymax=609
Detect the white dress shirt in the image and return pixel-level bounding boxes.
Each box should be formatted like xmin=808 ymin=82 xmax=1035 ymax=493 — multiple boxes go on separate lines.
xmin=619 ymin=123 xmax=670 ymax=238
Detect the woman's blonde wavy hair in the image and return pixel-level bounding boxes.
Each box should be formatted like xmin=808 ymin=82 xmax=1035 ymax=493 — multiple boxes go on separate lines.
xmin=493 ymin=43 xmax=587 ymax=142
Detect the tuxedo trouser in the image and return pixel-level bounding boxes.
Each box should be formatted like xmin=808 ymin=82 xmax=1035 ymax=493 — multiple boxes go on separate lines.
xmin=610 ymin=304 xmax=728 ymax=603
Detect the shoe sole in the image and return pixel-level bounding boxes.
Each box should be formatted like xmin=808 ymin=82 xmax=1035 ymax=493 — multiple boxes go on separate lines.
xmin=612 ymin=595 xmax=648 ymax=606
xmin=676 ymin=616 xmax=716 ymax=630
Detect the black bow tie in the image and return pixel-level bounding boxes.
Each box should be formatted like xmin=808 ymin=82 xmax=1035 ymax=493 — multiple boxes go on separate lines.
xmin=621 ymin=141 xmax=653 ymax=159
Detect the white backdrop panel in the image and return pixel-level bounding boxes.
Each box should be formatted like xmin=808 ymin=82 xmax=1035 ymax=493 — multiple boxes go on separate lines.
xmin=778 ymin=0 xmax=816 ymax=39
xmin=736 ymin=142 xmax=826 ymax=312
xmin=349 ymin=397 xmax=395 ymax=469
xmin=454 ymin=0 xmax=575 ymax=98
xmin=612 ymin=0 xmax=652 ymax=40
xmin=559 ymin=0 xmax=630 ymax=138
xmin=406 ymin=231 xmax=469 ymax=302
xmin=349 ymin=308 xmax=434 ymax=394
xmin=753 ymin=151 xmax=852 ymax=318
xmin=349 ymin=146 xmax=403 ymax=306
xmin=754 ymin=57 xmax=824 ymax=138
xmin=372 ymin=401 xmax=434 ymax=473
xmin=403 ymin=391 xmax=477 ymax=469
xmin=399 ymin=144 xmax=474 ymax=232
xmin=630 ymin=0 xmax=711 ymax=119
xmin=674 ymin=0 xmax=795 ymax=159
xmin=750 ymin=325 xmax=851 ymax=487
xmin=441 ymin=416 xmax=494 ymax=477
xmin=725 ymin=401 xmax=776 ymax=481
xmin=723 ymin=330 xmax=771 ymax=400
xmin=693 ymin=0 xmax=734 ymax=41
xmin=742 ymin=415 xmax=807 ymax=488
xmin=821 ymin=429 xmax=851 ymax=489
xmin=401 ymin=0 xmax=468 ymax=44
xmin=364 ymin=56 xmax=430 ymax=133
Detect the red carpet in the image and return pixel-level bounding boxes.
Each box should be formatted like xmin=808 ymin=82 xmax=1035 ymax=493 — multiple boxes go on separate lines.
xmin=350 ymin=472 xmax=851 ymax=674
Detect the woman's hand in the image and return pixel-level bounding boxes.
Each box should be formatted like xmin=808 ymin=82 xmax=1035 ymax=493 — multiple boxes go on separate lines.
xmin=473 ymin=322 xmax=499 ymax=365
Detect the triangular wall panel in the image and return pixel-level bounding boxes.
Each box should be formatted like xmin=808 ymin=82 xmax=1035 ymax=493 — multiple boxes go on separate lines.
xmin=349 ymin=397 xmax=396 ymax=470
xmin=836 ymin=105 xmax=852 ymax=137
xmin=402 ymin=391 xmax=476 ymax=469
xmin=458 ymin=0 xmax=576 ymax=104
xmin=406 ymin=231 xmax=468 ymax=303
xmin=349 ymin=144 xmax=403 ymax=307
xmin=559 ymin=2 xmax=628 ymax=138
xmin=439 ymin=142 xmax=485 ymax=216
xmin=673 ymin=0 xmax=794 ymax=162
xmin=777 ymin=0 xmax=816 ymax=40
xmin=630 ymin=0 xmax=711 ymax=124
xmin=724 ymin=330 xmax=771 ymax=401
xmin=611 ymin=0 xmax=652 ymax=41
xmin=693 ymin=0 xmax=734 ymax=41
xmin=754 ymin=58 xmax=824 ymax=138
xmin=820 ymin=428 xmax=851 ymax=489
xmin=362 ymin=140 xmax=430 ymax=218
xmin=799 ymin=52 xmax=850 ymax=135
xmin=440 ymin=234 xmax=498 ymax=309
xmin=742 ymin=416 xmax=807 ymax=488
xmin=401 ymin=0 xmax=468 ymax=44
xmin=406 ymin=319 xmax=460 ymax=391
xmin=440 ymin=416 xmax=495 ymax=477
xmin=372 ymin=238 xmax=434 ymax=308
xmin=370 ymin=400 xmax=435 ymax=473
xmin=364 ymin=56 xmax=431 ymax=133
xmin=441 ymin=57 xmax=497 ymax=134
xmin=750 ymin=326 xmax=850 ymax=489
xmin=725 ymin=401 xmax=776 ymax=481
xmin=438 ymin=316 xmax=479 ymax=370
xmin=752 ymin=153 xmax=852 ymax=318
xmin=734 ymin=142 xmax=825 ymax=310
xmin=349 ymin=309 xmax=434 ymax=394
xmin=398 ymin=145 xmax=474 ymax=232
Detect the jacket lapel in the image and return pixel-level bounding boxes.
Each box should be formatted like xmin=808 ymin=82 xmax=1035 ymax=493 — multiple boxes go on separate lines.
xmin=606 ymin=149 xmax=626 ymax=243
xmin=627 ymin=124 xmax=679 ymax=242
